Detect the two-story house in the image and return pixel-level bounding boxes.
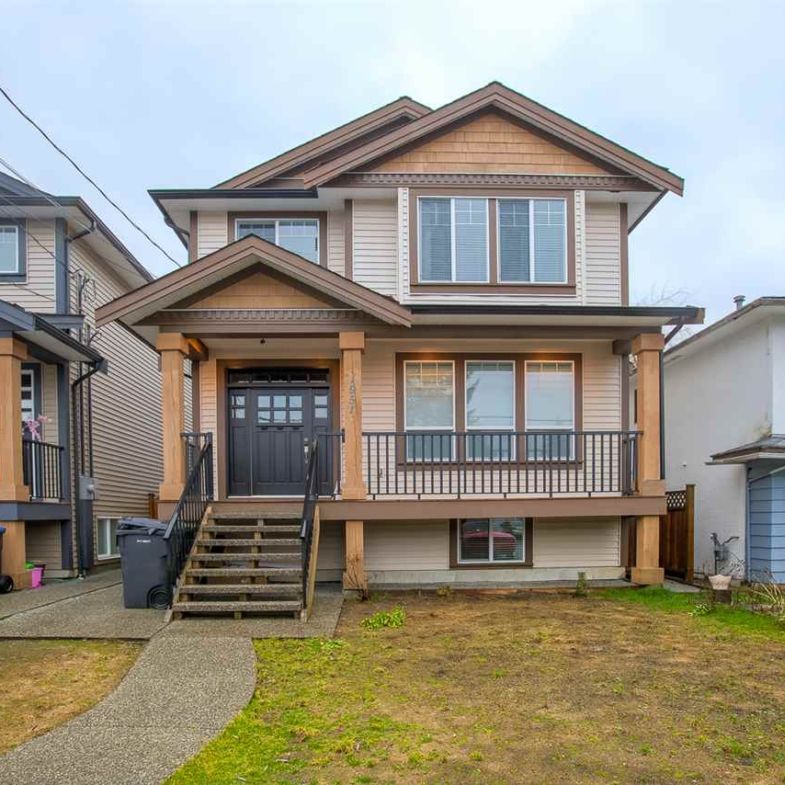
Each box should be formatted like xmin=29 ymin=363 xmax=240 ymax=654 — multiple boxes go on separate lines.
xmin=97 ymin=82 xmax=703 ymax=617
xmin=661 ymin=297 xmax=785 ymax=581
xmin=0 ymin=172 xmax=164 ymax=590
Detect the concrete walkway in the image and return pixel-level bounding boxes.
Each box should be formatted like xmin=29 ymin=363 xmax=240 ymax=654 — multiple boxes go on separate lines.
xmin=0 ymin=635 xmax=257 ymax=785
xmin=0 ymin=570 xmax=121 ymax=620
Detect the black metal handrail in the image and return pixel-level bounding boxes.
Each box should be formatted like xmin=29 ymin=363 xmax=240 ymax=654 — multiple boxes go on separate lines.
xmin=164 ymin=432 xmax=214 ymax=599
xmin=300 ymin=438 xmax=320 ymax=604
xmin=362 ymin=430 xmax=640 ymax=498
xmin=22 ymin=438 xmax=64 ymax=500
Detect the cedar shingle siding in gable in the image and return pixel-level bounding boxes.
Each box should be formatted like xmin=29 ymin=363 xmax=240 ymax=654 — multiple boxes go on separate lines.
xmin=358 ymin=113 xmax=614 ymax=175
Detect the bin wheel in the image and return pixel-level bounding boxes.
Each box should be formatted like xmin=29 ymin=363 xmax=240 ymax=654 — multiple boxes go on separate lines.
xmin=0 ymin=575 xmax=14 ymax=594
xmin=148 ymin=586 xmax=171 ymax=610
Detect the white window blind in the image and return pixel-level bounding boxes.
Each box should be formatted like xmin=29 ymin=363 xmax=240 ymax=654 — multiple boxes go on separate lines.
xmin=525 ymin=361 xmax=574 ymax=430
xmin=236 ymin=219 xmax=319 ymax=263
xmin=0 ymin=226 xmax=19 ymax=273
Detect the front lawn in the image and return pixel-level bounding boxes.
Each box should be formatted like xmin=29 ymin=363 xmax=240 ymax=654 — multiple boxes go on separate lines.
xmin=0 ymin=639 xmax=141 ymax=754
xmin=168 ymin=588 xmax=785 ymax=784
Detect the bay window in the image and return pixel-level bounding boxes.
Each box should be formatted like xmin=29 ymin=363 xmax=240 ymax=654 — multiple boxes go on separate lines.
xmin=465 ymin=360 xmax=515 ymax=460
xmin=458 ymin=518 xmax=525 ymax=563
xmin=404 ymin=360 xmax=455 ymax=460
xmin=498 ymin=198 xmax=566 ymax=283
xmin=415 ymin=193 xmax=570 ymax=287
xmin=525 ymin=361 xmax=575 ymax=459
xmin=236 ymin=218 xmax=320 ymax=263
xmin=419 ymin=197 xmax=489 ymax=282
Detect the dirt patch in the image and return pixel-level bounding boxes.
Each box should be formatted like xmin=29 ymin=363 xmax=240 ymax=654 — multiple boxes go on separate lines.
xmin=168 ymin=591 xmax=785 ymax=784
xmin=0 ymin=639 xmax=141 ymax=754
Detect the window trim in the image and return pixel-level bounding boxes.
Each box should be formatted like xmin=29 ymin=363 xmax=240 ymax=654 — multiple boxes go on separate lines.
xmin=449 ymin=518 xmax=534 ymax=569
xmin=395 ymin=352 xmax=582 ymax=465
xmin=96 ymin=517 xmax=121 ymax=561
xmin=418 ymin=197 xmax=490 ymax=284
xmin=228 ymin=211 xmax=328 ymax=267
xmin=409 ymin=188 xmax=575 ymax=294
xmin=0 ymin=218 xmax=26 ymax=281
xmin=496 ymin=197 xmax=569 ymax=285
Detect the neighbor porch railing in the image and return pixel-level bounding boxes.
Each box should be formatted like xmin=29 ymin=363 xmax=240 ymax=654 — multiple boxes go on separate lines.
xmin=362 ymin=430 xmax=639 ymax=498
xmin=164 ymin=432 xmax=214 ymax=600
xmin=22 ymin=438 xmax=65 ymax=500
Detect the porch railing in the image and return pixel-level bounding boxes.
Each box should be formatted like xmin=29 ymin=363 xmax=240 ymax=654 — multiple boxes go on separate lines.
xmin=164 ymin=432 xmax=214 ymax=599
xmin=362 ymin=430 xmax=639 ymax=498
xmin=22 ymin=438 xmax=64 ymax=500
xmin=300 ymin=437 xmax=321 ymax=614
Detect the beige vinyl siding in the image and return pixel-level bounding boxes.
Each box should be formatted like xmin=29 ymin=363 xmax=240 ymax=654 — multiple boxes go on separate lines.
xmin=351 ymin=199 xmax=398 ymax=297
xmin=197 ymin=212 xmax=229 ymax=259
xmin=69 ymin=241 xmax=163 ymax=522
xmin=365 ymin=520 xmax=450 ymax=570
xmin=0 ymin=219 xmax=56 ymax=312
xmin=24 ymin=522 xmax=63 ymax=570
xmin=199 ymin=359 xmax=219 ymax=491
xmin=584 ymin=200 xmax=622 ymax=305
xmin=327 ymin=208 xmax=345 ymax=276
xmin=41 ymin=364 xmax=59 ymax=444
xmin=533 ymin=517 xmax=621 ymax=567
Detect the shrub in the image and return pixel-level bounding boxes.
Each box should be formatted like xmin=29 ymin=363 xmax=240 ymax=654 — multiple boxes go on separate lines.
xmin=361 ymin=606 xmax=406 ymax=630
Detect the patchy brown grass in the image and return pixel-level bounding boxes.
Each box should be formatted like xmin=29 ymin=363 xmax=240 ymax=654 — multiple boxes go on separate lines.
xmin=0 ymin=639 xmax=141 ymax=754
xmin=169 ymin=590 xmax=785 ymax=785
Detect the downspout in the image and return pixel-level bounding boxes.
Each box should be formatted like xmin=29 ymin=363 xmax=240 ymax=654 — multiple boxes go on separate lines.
xmin=72 ymin=360 xmax=102 ymax=577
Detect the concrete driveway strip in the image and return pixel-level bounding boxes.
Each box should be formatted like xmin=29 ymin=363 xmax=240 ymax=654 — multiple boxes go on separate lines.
xmin=0 ymin=585 xmax=167 ymax=640
xmin=0 ymin=635 xmax=257 ymax=785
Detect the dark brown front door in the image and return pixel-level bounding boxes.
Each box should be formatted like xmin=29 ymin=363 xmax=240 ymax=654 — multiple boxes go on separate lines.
xmin=228 ymin=369 xmax=334 ymax=496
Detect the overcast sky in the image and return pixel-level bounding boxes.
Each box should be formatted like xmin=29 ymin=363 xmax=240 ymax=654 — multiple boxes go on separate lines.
xmin=2 ymin=0 xmax=783 ymax=324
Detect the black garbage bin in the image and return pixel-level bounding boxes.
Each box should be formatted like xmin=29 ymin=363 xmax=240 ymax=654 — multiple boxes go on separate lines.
xmin=117 ymin=518 xmax=171 ymax=609
xmin=0 ymin=525 xmax=12 ymax=594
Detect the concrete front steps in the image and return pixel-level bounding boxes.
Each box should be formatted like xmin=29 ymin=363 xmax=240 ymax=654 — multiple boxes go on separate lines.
xmin=171 ymin=510 xmax=304 ymax=620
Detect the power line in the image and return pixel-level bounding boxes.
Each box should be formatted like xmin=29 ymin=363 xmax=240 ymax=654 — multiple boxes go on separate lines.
xmin=0 ymin=82 xmax=182 ymax=269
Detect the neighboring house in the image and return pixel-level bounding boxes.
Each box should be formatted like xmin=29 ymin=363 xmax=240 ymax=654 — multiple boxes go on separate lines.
xmin=660 ymin=297 xmax=785 ymax=581
xmin=0 ymin=172 xmax=163 ymax=588
xmin=97 ymin=82 xmax=703 ymax=616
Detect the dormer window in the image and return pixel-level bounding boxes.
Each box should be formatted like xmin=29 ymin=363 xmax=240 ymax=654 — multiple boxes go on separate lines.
xmin=235 ymin=217 xmax=320 ymax=263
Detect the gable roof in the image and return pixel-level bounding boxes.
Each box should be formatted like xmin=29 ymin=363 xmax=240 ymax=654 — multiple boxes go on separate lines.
xmin=216 ymin=96 xmax=431 ymax=189
xmin=300 ymin=82 xmax=684 ymax=194
xmin=95 ymin=234 xmax=412 ymax=329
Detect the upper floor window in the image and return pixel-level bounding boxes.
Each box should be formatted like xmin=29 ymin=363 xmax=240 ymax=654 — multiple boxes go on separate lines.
xmin=415 ymin=195 xmax=569 ymax=287
xmin=236 ymin=218 xmax=319 ymax=263
xmin=498 ymin=199 xmax=566 ymax=283
xmin=0 ymin=221 xmax=24 ymax=277
xmin=419 ymin=198 xmax=489 ymax=283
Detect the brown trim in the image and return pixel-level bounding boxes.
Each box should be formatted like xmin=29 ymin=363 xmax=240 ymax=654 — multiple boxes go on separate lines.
xmin=332 ymin=172 xmax=657 ymax=191
xmin=191 ymin=359 xmax=201 ymax=432
xmin=449 ymin=518 xmax=533 ymax=568
xmin=394 ymin=351 xmax=583 ymax=463
xmin=215 ymin=358 xmax=341 ymax=501
xmin=216 ymin=97 xmax=431 ymax=189
xmin=408 ymin=188 xmax=576 ymax=295
xmin=302 ymin=83 xmax=684 ymax=194
xmin=620 ymin=202 xmax=629 ymax=305
xmin=319 ymin=495 xmax=666 ymax=520
xmin=227 ymin=211 xmax=328 ymax=268
xmin=95 ymin=234 xmax=412 ymax=328
xmin=344 ymin=199 xmax=353 ymax=280
xmin=188 ymin=211 xmax=198 ymax=263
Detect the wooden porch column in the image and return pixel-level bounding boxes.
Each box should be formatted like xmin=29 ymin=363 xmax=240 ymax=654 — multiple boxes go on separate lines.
xmin=339 ymin=332 xmax=367 ymax=593
xmin=631 ymin=332 xmax=665 ymax=585
xmin=0 ymin=338 xmax=31 ymax=589
xmin=157 ymin=333 xmax=189 ymax=503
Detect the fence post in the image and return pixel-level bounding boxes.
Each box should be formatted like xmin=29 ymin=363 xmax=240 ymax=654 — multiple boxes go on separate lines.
xmin=685 ymin=483 xmax=695 ymax=584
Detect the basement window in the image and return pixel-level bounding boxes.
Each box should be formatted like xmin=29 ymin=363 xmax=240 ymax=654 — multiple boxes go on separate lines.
xmin=458 ymin=518 xmax=525 ymax=563
xmin=96 ymin=518 xmax=120 ymax=559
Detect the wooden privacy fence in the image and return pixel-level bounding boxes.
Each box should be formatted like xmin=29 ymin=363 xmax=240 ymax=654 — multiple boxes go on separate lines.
xmin=624 ymin=484 xmax=695 ymax=583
